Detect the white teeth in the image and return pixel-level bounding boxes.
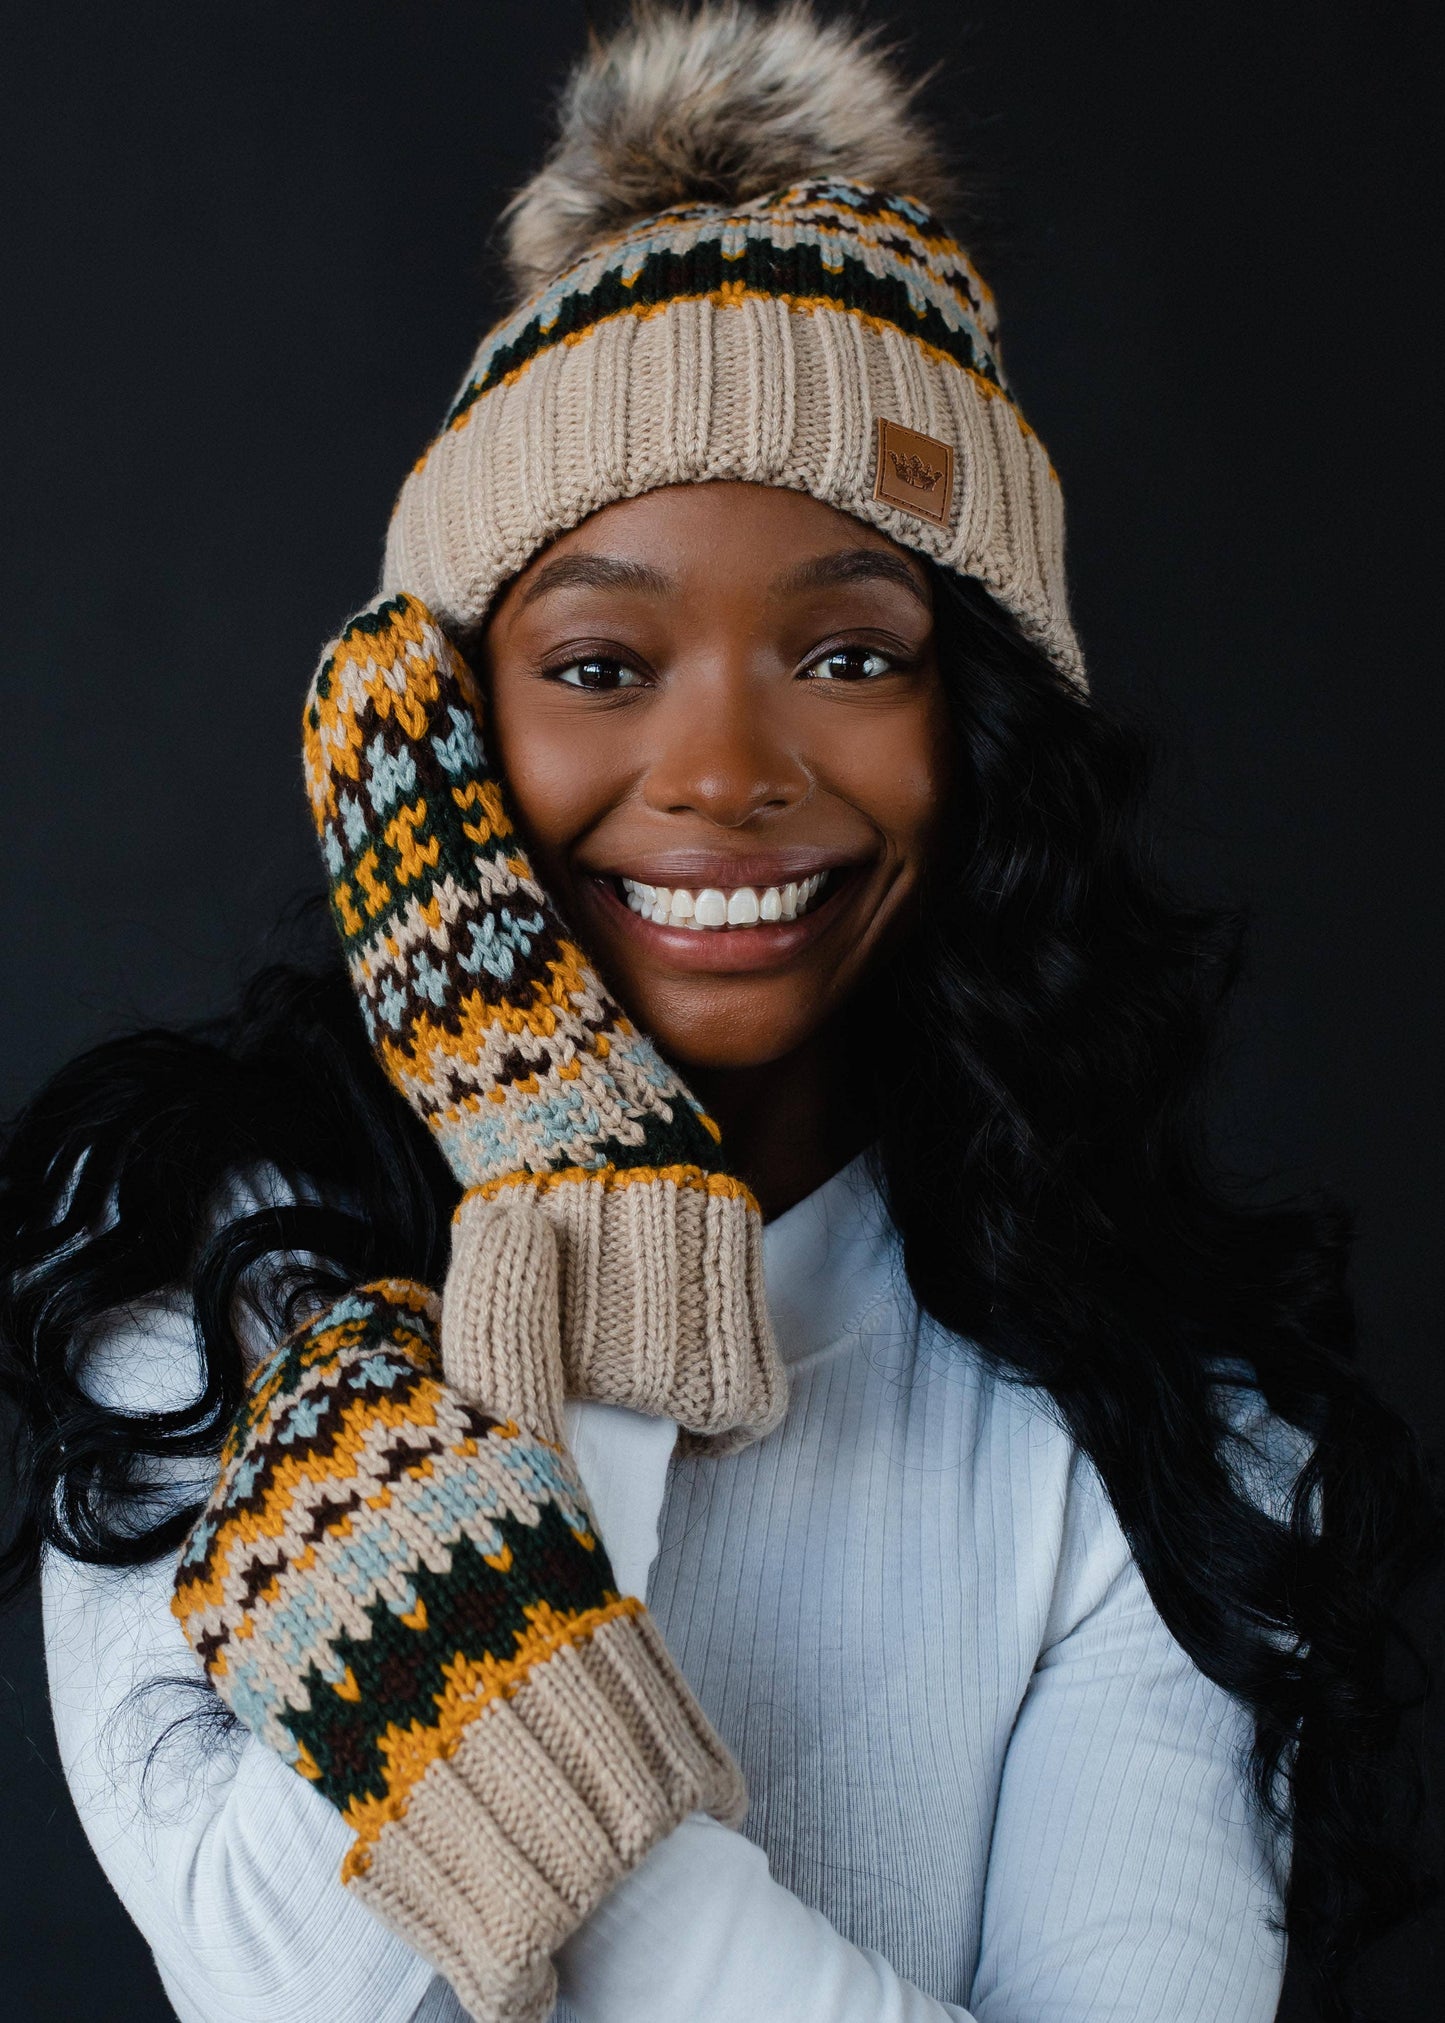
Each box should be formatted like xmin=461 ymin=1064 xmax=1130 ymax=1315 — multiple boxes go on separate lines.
xmin=619 ymin=872 xmax=832 ymax=930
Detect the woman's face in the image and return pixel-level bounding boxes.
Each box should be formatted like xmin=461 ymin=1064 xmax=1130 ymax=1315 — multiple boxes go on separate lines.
xmin=482 ymin=482 xmax=950 ymax=1071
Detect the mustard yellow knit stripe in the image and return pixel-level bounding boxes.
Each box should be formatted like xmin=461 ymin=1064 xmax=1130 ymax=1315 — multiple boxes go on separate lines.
xmin=338 ymin=1592 xmax=646 ymax=1875
xmin=458 ymin=1163 xmax=758 ymax=1211
xmin=173 ymin=1374 xmax=456 ymax=1624
xmin=567 ymin=189 xmax=998 ymax=305
xmin=407 ymin=286 xmax=1047 ymax=481
xmin=464 ymin=285 xmax=1018 ymax=419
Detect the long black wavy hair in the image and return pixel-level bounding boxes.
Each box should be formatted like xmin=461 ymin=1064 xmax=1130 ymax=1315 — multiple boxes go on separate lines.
xmin=1 ymin=570 xmax=1435 ymax=2016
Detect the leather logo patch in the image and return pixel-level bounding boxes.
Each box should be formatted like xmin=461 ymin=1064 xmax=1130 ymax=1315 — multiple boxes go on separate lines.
xmin=872 ymin=418 xmax=954 ymax=527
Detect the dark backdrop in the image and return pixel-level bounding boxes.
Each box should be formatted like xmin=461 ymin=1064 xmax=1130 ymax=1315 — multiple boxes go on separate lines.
xmin=2 ymin=2 xmax=1440 ymax=2016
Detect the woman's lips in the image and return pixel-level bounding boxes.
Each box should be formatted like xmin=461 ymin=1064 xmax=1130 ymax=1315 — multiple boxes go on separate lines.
xmin=620 ymin=870 xmax=829 ymax=929
xmin=586 ymin=866 xmax=857 ymax=971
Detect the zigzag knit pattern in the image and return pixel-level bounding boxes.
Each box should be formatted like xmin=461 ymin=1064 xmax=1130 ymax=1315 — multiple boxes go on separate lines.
xmin=443 ymin=181 xmax=1006 ymax=433
xmin=171 ymin=1279 xmax=629 ymax=1876
xmin=302 ymin=593 xmax=723 ymax=1186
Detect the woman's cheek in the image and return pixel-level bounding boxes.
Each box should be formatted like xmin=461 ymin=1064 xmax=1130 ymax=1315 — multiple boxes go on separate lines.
xmin=492 ymin=709 xmax=624 ymax=862
xmin=818 ymin=701 xmax=950 ymax=867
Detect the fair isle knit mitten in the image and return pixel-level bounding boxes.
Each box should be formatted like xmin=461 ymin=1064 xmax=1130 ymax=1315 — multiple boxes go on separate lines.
xmin=172 ymin=1198 xmax=746 ymax=2023
xmin=302 ymin=591 xmax=786 ymax=1450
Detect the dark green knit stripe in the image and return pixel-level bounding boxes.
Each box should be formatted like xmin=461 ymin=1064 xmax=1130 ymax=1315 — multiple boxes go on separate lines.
xmin=288 ymin=1507 xmax=616 ymax=1815
xmin=310 ymin=622 xmax=519 ymax=959
xmin=446 ymin=235 xmax=1001 ymax=430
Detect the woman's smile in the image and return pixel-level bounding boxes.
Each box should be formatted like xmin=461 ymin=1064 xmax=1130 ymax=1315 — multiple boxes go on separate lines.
xmin=578 ymin=851 xmax=867 ymax=974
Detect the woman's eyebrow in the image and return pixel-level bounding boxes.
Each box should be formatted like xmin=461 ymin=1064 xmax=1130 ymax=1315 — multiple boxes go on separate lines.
xmin=773 ymin=548 xmax=931 ymax=609
xmin=516 ymin=553 xmax=673 ymax=609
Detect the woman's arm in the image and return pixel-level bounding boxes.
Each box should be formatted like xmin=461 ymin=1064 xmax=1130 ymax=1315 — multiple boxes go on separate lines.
xmin=965 ymin=1451 xmax=1287 ymax=2023
xmin=44 ymin=1285 xmax=677 ymax=2023
xmin=555 ymin=1815 xmax=980 ymax=2022
xmin=553 ymin=1447 xmax=1286 ymax=2023
xmin=44 ymin=1540 xmax=440 ymax=2023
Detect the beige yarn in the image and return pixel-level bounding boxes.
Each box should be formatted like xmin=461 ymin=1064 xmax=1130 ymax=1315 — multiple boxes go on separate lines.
xmin=456 ymin=1174 xmax=787 ymax=1455
xmin=381 ymin=6 xmax=1083 ymax=687
xmin=443 ymin=1197 xmax=571 ymax=1448
xmin=351 ymin=1608 xmax=746 ymax=2023
xmin=347 ymin=1197 xmax=752 ymax=2023
xmin=382 ymin=291 xmax=1079 ymax=683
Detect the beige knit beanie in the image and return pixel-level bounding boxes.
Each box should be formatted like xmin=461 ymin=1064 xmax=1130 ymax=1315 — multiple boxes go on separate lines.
xmin=381 ymin=0 xmax=1082 ymax=687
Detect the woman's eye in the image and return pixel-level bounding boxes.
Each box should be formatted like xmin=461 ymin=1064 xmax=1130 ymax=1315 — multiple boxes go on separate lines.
xmin=803 ymin=647 xmax=896 ymax=682
xmin=550 ymin=657 xmax=647 ymax=691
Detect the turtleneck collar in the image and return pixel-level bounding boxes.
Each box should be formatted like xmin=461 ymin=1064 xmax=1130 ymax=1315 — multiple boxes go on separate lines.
xmin=759 ymin=1150 xmax=903 ymax=1367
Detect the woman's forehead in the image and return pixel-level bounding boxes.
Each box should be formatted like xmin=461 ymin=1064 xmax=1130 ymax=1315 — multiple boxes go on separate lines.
xmin=499 ymin=482 xmax=932 ymax=612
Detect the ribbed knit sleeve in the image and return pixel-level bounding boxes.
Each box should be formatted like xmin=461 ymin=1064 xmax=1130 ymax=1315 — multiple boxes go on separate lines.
xmin=41 ymin=1277 xmax=441 ymax=2023
xmin=967 ymin=1447 xmax=1285 ymax=2020
xmin=550 ymin=1158 xmax=1287 ymax=2021
xmin=556 ymin=1814 xmax=979 ymax=2020
xmin=41 ymin=1169 xmax=676 ymax=2023
xmin=42 ymin=1284 xmax=675 ymax=2023
xmin=554 ymin=1525 xmax=1285 ymax=2023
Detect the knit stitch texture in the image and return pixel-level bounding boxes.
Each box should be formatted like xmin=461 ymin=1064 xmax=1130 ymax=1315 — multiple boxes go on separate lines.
xmin=303 ymin=595 xmax=718 ymax=1182
xmin=302 ymin=593 xmax=786 ymax=1447
xmin=172 ymin=1272 xmax=746 ymax=2022
xmin=383 ymin=180 xmax=1082 ymax=685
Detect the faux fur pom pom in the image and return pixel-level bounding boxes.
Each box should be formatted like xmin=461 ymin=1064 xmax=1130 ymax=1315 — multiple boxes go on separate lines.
xmin=503 ymin=0 xmax=956 ymax=301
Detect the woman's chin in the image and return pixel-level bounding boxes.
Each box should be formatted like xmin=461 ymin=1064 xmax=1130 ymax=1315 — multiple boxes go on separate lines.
xmin=571 ymin=868 xmax=895 ymax=1073
xmin=612 ymin=976 xmax=832 ymax=1076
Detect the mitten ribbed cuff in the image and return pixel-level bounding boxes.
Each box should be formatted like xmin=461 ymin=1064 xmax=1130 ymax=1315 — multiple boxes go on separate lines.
xmin=348 ymin=1601 xmax=746 ymax=2023
xmin=459 ymin=1165 xmax=786 ymax=1452
xmin=443 ymin=1194 xmax=569 ymax=1448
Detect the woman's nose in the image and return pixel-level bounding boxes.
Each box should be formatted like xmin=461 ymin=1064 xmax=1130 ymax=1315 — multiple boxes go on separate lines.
xmin=640 ymin=667 xmax=810 ymax=826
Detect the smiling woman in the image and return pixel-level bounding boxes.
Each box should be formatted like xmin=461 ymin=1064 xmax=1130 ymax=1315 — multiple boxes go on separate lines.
xmin=0 ymin=6 xmax=1435 ymax=2023
xmin=479 ymin=485 xmax=949 ymax=1198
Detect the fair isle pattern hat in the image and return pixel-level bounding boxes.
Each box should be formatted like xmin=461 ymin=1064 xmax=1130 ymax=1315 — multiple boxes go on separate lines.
xmin=382 ymin=1 xmax=1083 ymax=688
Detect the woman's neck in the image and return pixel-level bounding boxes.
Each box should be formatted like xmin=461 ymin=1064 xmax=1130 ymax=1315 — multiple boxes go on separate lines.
xmin=686 ymin=1026 xmax=870 ymax=1222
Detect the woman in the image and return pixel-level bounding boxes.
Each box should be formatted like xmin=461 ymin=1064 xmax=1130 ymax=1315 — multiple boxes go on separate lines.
xmin=1 ymin=5 xmax=1433 ymax=2020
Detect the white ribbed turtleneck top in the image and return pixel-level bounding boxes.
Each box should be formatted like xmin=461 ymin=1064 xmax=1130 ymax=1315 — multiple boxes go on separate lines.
xmin=43 ymin=1155 xmax=1289 ymax=2022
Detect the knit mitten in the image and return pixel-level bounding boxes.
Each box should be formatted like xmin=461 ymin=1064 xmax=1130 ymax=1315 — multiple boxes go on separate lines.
xmin=172 ymin=1197 xmax=745 ymax=2023
xmin=302 ymin=591 xmax=785 ymax=1450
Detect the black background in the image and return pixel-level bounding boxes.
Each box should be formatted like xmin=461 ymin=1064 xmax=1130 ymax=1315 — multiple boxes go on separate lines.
xmin=2 ymin=2 xmax=1441 ymax=2016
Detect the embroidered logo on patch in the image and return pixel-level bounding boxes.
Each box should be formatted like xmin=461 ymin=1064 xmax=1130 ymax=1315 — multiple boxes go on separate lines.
xmin=873 ymin=419 xmax=955 ymax=528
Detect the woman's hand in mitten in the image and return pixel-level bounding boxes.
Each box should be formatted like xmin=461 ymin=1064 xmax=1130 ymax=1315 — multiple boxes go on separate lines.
xmin=172 ymin=1196 xmax=743 ymax=2023
xmin=303 ymin=593 xmax=785 ymax=1452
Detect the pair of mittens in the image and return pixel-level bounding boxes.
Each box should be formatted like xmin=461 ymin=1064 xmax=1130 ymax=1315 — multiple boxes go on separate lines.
xmin=301 ymin=593 xmax=785 ymax=1451
xmin=175 ymin=590 xmax=791 ymax=2018
xmin=173 ymin=1196 xmax=746 ymax=2023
